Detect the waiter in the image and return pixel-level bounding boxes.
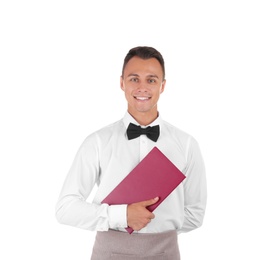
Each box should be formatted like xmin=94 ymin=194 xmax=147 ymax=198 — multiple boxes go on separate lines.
xmin=56 ymin=46 xmax=207 ymax=259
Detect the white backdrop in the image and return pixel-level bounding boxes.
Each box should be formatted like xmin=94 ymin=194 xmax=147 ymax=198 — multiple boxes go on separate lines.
xmin=1 ymin=1 xmax=272 ymax=259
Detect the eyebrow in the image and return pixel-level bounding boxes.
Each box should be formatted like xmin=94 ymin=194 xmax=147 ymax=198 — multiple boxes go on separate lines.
xmin=127 ymin=73 xmax=159 ymax=79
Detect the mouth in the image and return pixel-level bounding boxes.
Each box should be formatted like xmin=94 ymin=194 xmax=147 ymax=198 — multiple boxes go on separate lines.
xmin=134 ymin=96 xmax=151 ymax=101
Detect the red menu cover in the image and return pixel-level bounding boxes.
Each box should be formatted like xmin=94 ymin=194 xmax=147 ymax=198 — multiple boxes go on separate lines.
xmin=101 ymin=146 xmax=186 ymax=234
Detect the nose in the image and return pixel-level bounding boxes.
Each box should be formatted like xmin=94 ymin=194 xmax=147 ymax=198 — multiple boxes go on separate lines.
xmin=137 ymin=82 xmax=148 ymax=92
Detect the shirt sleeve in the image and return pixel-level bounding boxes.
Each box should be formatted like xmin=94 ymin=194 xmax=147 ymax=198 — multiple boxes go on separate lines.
xmin=180 ymin=136 xmax=207 ymax=233
xmin=55 ymin=135 xmax=128 ymax=231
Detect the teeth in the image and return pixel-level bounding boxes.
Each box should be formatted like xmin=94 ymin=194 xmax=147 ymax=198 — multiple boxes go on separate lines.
xmin=136 ymin=97 xmax=149 ymax=100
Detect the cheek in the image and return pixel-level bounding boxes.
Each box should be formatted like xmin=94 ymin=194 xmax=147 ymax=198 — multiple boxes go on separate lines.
xmin=124 ymin=90 xmax=133 ymax=100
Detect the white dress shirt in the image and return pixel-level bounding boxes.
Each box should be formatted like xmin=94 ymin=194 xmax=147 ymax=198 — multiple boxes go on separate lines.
xmin=56 ymin=112 xmax=207 ymax=234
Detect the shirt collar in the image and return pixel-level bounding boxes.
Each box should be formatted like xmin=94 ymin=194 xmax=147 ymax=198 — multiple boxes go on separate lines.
xmin=122 ymin=111 xmax=162 ymax=129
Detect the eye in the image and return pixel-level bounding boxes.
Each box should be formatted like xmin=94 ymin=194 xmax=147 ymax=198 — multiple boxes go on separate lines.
xmin=148 ymin=78 xmax=156 ymax=83
xmin=130 ymin=77 xmax=139 ymax=82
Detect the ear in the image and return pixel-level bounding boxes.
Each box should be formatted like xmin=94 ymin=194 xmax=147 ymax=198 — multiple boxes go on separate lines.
xmin=120 ymin=76 xmax=125 ymax=91
xmin=160 ymin=79 xmax=166 ymax=94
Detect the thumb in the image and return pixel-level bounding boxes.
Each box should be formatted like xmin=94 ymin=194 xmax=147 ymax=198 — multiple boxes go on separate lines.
xmin=141 ymin=197 xmax=159 ymax=207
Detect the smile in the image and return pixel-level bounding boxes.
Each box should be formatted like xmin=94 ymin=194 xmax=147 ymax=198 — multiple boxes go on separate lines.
xmin=134 ymin=96 xmax=151 ymax=101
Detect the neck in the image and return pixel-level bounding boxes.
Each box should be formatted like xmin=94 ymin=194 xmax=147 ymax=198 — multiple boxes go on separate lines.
xmin=128 ymin=110 xmax=158 ymax=126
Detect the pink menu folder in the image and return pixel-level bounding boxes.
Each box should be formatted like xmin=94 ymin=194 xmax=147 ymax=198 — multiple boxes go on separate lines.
xmin=101 ymin=146 xmax=186 ymax=234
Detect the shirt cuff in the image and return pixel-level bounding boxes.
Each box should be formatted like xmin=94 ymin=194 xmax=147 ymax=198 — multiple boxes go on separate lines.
xmin=108 ymin=204 xmax=128 ymax=229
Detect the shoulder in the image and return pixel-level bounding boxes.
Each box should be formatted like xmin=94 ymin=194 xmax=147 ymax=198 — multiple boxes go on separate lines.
xmin=83 ymin=118 xmax=124 ymax=145
xmin=162 ymin=120 xmax=193 ymax=141
xmin=161 ymin=119 xmax=202 ymax=151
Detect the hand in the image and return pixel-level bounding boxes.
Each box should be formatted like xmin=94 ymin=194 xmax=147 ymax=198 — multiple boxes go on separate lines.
xmin=127 ymin=197 xmax=159 ymax=231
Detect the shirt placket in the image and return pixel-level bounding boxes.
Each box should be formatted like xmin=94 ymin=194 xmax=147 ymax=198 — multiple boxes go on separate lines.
xmin=138 ymin=134 xmax=150 ymax=233
xmin=139 ymin=134 xmax=149 ymax=161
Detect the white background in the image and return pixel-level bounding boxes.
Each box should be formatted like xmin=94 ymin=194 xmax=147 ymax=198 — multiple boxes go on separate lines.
xmin=1 ymin=1 xmax=272 ymax=259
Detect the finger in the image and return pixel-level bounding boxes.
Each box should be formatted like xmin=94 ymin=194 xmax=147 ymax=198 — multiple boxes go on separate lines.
xmin=141 ymin=197 xmax=159 ymax=207
xmin=150 ymin=213 xmax=155 ymax=219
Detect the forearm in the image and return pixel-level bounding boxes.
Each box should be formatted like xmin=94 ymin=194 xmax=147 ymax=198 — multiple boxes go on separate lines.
xmin=55 ymin=195 xmax=127 ymax=231
xmin=180 ymin=203 xmax=206 ymax=233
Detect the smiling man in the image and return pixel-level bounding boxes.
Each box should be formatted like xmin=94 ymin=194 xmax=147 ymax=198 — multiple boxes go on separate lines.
xmin=56 ymin=46 xmax=207 ymax=259
xmin=120 ymin=55 xmax=165 ymax=126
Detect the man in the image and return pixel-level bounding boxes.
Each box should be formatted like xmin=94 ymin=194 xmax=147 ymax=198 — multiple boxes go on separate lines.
xmin=56 ymin=46 xmax=207 ymax=259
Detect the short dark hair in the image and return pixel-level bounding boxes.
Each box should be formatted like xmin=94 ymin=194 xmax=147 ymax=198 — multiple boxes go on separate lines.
xmin=121 ymin=46 xmax=165 ymax=80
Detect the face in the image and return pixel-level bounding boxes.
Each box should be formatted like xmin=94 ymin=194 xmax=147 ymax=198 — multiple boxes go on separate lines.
xmin=120 ymin=56 xmax=166 ymax=119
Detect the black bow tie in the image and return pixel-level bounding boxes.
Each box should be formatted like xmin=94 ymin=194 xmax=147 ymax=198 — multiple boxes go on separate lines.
xmin=127 ymin=123 xmax=160 ymax=142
